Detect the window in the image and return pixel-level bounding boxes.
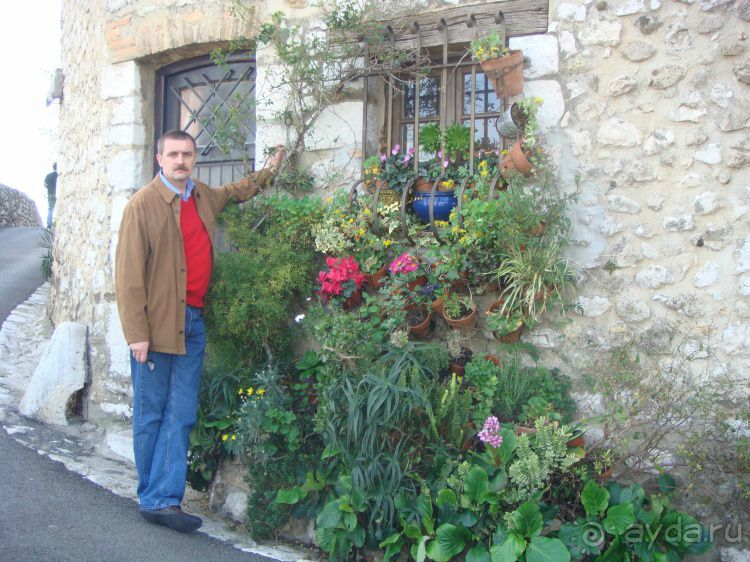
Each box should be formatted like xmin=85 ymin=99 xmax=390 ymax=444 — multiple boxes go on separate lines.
xmin=155 ymin=54 xmax=256 ymax=185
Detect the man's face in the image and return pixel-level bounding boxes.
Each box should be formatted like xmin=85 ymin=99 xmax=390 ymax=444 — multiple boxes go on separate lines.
xmin=156 ymin=138 xmax=196 ymax=187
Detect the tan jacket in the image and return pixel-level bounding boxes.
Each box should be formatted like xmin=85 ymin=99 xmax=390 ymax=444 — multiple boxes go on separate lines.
xmin=115 ymin=170 xmax=271 ymax=354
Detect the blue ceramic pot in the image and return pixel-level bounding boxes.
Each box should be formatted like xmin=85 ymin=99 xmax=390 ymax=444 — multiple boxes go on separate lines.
xmin=412 ymin=191 xmax=457 ymax=224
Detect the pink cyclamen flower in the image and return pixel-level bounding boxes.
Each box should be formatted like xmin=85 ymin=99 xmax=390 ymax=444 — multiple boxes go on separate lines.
xmin=380 ymin=154 xmax=387 ymax=162
xmin=478 ymin=416 xmax=503 ymax=449
xmin=391 ymin=144 xmax=400 ymax=155
xmin=408 ymin=146 xmax=416 ymax=155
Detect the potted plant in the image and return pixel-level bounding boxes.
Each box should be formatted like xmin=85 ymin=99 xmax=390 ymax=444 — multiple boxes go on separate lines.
xmin=386 ymin=253 xmax=432 ymax=337
xmin=440 ymin=291 xmax=477 ymax=329
xmin=445 ymin=330 xmax=473 ymax=376
xmin=470 ymin=32 xmax=524 ymax=98
xmin=374 ymin=144 xmax=415 ymax=204
xmin=496 ymin=96 xmax=543 ymax=139
xmin=485 ymin=298 xmax=525 ymax=343
xmin=489 ymin=240 xmax=576 ymax=328
xmin=316 ymin=255 xmax=366 ymax=309
xmin=352 ymin=231 xmax=398 ymax=291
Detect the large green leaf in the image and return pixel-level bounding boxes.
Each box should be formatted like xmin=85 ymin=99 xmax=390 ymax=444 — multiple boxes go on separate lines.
xmin=275 ymin=487 xmax=304 ymax=505
xmin=525 ymin=537 xmax=571 ymax=562
xmin=490 ymin=532 xmax=526 ymax=562
xmin=511 ymin=502 xmax=543 ymax=538
xmin=464 ymin=466 xmax=490 ymax=503
xmin=466 ymin=544 xmax=492 ymax=562
xmin=496 ymin=427 xmax=517 ymax=464
xmin=603 ymin=503 xmax=636 ymax=536
xmin=415 ymin=536 xmax=429 ymax=562
xmin=582 ymin=481 xmax=610 ymax=517
xmin=426 ymin=524 xmax=472 ymax=562
xmin=437 ymin=488 xmax=458 ymax=507
xmin=316 ymin=499 xmax=343 ymax=529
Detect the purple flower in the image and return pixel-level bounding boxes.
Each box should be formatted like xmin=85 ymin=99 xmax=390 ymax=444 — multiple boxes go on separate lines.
xmin=391 ymin=144 xmax=400 ymax=155
xmin=478 ymin=416 xmax=503 ymax=449
xmin=409 ymin=146 xmax=416 ymax=155
xmin=403 ymin=154 xmax=411 ymax=165
xmin=380 ymin=154 xmax=387 ymax=162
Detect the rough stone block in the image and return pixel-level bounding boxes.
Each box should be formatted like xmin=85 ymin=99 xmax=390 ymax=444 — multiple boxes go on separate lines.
xmin=647 ymin=64 xmax=686 ymax=89
xmin=597 ymin=118 xmax=641 ymax=147
xmin=523 ymin=81 xmax=565 ymax=131
xmin=608 ymin=194 xmax=641 ymax=214
xmin=622 ymin=40 xmax=657 ymax=61
xmin=19 ymin=322 xmax=88 ymax=426
xmin=576 ymin=296 xmax=611 ymax=317
xmin=559 ymin=31 xmax=578 ymax=59
xmin=663 ymin=214 xmax=695 ymax=232
xmin=101 ymin=61 xmax=141 ymax=100
xmin=615 ymin=298 xmax=651 ymax=322
xmin=557 ymin=2 xmax=587 ymax=21
xmin=607 ymin=76 xmax=637 ymax=97
xmin=694 ymin=261 xmax=720 ymax=287
xmin=613 ymin=0 xmax=645 ymax=15
xmin=510 ymin=35 xmax=559 ymax=78
xmin=643 ymin=129 xmax=675 ymax=155
xmin=106 ymin=124 xmax=146 ymax=147
xmin=579 ymin=20 xmax=622 ymax=47
xmin=694 ymin=191 xmax=721 ymax=215
xmin=733 ymin=58 xmax=750 ymax=84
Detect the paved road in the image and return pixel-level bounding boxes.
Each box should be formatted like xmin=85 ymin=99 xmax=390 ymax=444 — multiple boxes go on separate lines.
xmin=0 ymin=226 xmax=274 ymax=562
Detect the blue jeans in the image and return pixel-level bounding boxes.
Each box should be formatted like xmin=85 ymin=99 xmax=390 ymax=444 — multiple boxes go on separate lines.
xmin=130 ymin=306 xmax=206 ymax=510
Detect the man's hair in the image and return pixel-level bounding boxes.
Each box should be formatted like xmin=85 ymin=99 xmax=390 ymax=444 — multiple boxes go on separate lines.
xmin=157 ymin=130 xmax=196 ymax=154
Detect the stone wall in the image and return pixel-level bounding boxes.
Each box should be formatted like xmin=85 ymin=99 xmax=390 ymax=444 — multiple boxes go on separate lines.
xmin=53 ymin=0 xmax=749 ymax=536
xmin=0 ymin=184 xmax=42 ymax=227
xmin=531 ymin=0 xmax=750 ymax=393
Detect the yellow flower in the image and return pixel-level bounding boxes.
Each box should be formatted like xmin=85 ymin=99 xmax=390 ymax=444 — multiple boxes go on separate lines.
xmin=459 ymin=236 xmax=467 ymax=245
xmin=231 ymin=434 xmax=236 ymax=441
xmin=383 ymin=239 xmax=392 ymax=248
xmin=501 ymin=149 xmax=508 ymax=156
xmin=348 ymin=218 xmax=354 ymax=224
xmin=256 ymin=389 xmax=266 ymax=395
xmin=363 ymin=208 xmax=372 ymax=215
xmin=247 ymin=387 xmax=254 ymax=395
xmin=237 ymin=388 xmax=244 ymax=395
xmin=359 ymin=227 xmax=365 ymax=236
xmin=325 ymin=197 xmax=332 ymax=203
xmin=451 ymin=226 xmax=460 ymax=234
xmin=221 ymin=434 xmax=228 ymax=442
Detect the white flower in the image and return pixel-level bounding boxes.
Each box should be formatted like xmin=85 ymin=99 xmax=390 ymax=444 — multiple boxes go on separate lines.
xmin=294 ymin=314 xmax=306 ymax=323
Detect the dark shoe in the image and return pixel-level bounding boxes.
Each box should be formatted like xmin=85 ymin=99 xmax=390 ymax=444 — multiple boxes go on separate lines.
xmin=140 ymin=505 xmax=202 ymax=533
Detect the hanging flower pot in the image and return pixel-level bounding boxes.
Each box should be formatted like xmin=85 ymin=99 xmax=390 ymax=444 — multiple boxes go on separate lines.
xmin=496 ymin=102 xmax=528 ymax=138
xmin=500 ymin=140 xmax=533 ymax=179
xmin=480 ymin=50 xmax=524 ymax=98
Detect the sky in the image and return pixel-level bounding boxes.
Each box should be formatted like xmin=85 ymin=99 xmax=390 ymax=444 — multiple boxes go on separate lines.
xmin=0 ymin=1 xmax=63 ymax=220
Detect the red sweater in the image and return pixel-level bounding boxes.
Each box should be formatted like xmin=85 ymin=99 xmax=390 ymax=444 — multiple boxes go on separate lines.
xmin=180 ymin=195 xmax=212 ymax=307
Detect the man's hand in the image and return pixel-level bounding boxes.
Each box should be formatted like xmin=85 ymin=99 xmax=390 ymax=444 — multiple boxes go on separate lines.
xmin=265 ymin=145 xmax=286 ymax=173
xmin=130 ymin=341 xmax=149 ymax=363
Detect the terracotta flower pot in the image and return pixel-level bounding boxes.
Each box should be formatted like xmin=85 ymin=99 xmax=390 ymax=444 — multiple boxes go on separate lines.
xmin=407 ymin=307 xmax=432 ymax=338
xmin=415 ymin=177 xmax=434 ymax=192
xmin=442 ymin=306 xmax=477 ymax=329
xmin=566 ymin=434 xmax=585 ymax=448
xmin=342 ymin=288 xmax=362 ymax=310
xmin=500 ymin=140 xmax=533 ymax=179
xmin=486 ymin=299 xmax=524 ymax=343
xmin=480 ymin=50 xmax=524 ymax=98
xmin=515 ymin=425 xmax=537 ymax=437
xmin=484 ymin=354 xmax=502 ymax=367
xmin=363 ymin=263 xmax=388 ymax=291
xmin=406 ymin=275 xmax=428 ymax=291
xmin=450 ymin=347 xmax=473 ymax=376
xmin=528 ymin=221 xmax=547 ymax=237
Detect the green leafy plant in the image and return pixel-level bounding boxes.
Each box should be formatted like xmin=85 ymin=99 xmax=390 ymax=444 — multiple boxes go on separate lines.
xmin=470 ymin=31 xmax=510 ymax=62
xmin=492 ymin=501 xmax=571 ymax=562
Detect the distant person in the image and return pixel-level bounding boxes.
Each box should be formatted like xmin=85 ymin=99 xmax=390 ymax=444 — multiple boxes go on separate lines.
xmin=44 ymin=163 xmax=57 ymax=228
xmin=115 ymin=130 xmax=285 ymax=533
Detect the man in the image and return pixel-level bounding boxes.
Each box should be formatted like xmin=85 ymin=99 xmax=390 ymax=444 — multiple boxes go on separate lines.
xmin=44 ymin=163 xmax=57 ymax=228
xmin=115 ymin=130 xmax=285 ymax=532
